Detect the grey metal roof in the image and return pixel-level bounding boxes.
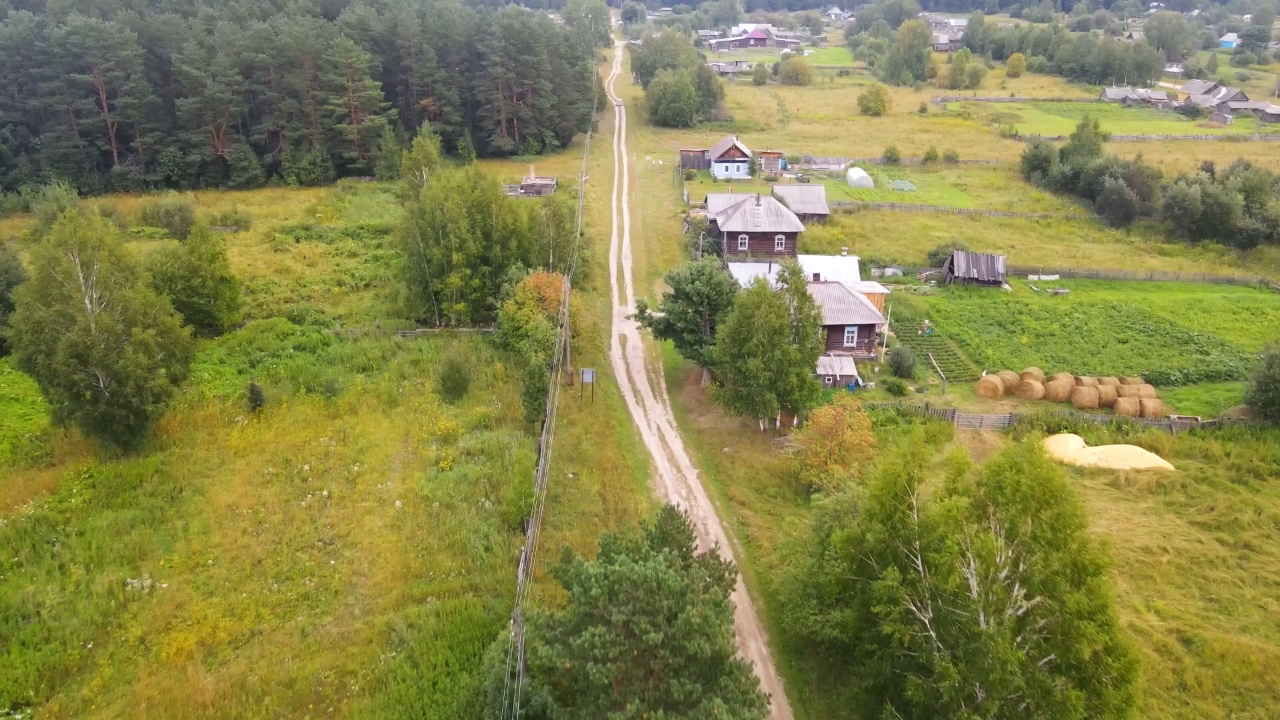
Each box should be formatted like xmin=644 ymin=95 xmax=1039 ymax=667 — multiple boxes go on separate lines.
xmin=808 ymin=282 xmax=886 ymax=326
xmin=771 ymin=185 xmax=830 ymax=216
xmin=706 ymin=192 xmax=753 ymax=217
xmin=944 ymin=250 xmax=1006 ymax=283
xmin=713 ymin=194 xmax=805 ymax=234
xmin=816 ymin=355 xmax=860 ymax=378
xmin=1180 ymin=79 xmax=1218 ymax=96
xmin=707 ymin=135 xmax=751 ymax=161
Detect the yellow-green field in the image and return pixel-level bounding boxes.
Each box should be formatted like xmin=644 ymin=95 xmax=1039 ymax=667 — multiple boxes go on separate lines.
xmin=0 ymin=64 xmax=654 ymax=716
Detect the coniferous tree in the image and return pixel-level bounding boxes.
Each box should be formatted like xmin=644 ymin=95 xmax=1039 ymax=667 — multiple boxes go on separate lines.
xmin=325 ymin=35 xmax=393 ymax=172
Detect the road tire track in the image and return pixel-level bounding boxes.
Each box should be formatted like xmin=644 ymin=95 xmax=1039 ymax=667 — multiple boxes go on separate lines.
xmin=603 ymin=42 xmax=794 ymax=720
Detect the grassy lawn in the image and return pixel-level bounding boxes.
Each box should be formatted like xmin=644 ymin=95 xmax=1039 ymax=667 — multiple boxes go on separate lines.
xmin=686 ymin=165 xmax=1085 ymax=213
xmin=951 ymin=100 xmax=1262 ymax=137
xmin=799 ymin=210 xmax=1280 ymax=277
xmin=807 ymin=45 xmax=855 ymax=66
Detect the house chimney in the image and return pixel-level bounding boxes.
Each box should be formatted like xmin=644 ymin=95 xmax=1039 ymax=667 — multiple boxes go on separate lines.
xmin=755 ymin=194 xmax=761 ymax=205
xmin=840 ymin=246 xmax=848 ymax=256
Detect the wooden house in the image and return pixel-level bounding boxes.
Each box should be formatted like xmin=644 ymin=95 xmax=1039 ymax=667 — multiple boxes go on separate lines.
xmin=707 ymin=193 xmax=804 ymax=257
xmin=707 ymin=135 xmax=752 ymax=179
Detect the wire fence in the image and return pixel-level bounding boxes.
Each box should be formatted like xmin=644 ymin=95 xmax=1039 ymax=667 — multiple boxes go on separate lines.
xmin=496 ymin=55 xmax=600 ymax=720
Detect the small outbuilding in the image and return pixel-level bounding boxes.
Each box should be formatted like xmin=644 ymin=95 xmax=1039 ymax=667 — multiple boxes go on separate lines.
xmin=771 ymin=184 xmax=830 ymax=222
xmin=845 ymin=166 xmax=873 ymax=189
xmin=942 ymin=250 xmax=1006 ymax=286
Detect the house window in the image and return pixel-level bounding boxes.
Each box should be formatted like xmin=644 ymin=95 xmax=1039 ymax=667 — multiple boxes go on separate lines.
xmin=824 ymin=376 xmax=835 ymax=387
xmin=843 ymin=326 xmax=859 ymax=348
xmin=737 ymin=234 xmax=749 ymax=251
xmin=774 ymin=235 xmax=786 ymax=252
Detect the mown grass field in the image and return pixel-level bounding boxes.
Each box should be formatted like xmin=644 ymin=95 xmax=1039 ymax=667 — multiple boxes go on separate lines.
xmin=951 ymin=99 xmax=1263 ymax=137
xmin=0 ymin=59 xmax=654 ymax=715
xmin=798 ymin=210 xmax=1280 ymax=277
xmin=686 ymin=164 xmax=1084 ymax=214
xmin=705 ymin=68 xmax=1280 ymax=172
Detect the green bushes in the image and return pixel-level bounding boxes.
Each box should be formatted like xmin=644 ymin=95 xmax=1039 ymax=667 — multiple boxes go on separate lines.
xmin=136 ymin=194 xmax=197 ymax=240
xmin=926 ymin=241 xmax=968 ymax=267
xmin=888 ymin=345 xmax=916 ymax=379
xmin=437 ymin=355 xmax=472 ymax=403
xmin=209 ymin=206 xmax=253 ymax=230
xmin=883 ymin=377 xmax=908 ymax=396
xmin=1245 ymin=346 xmax=1280 ymax=425
xmin=882 ymin=145 xmax=901 ymax=165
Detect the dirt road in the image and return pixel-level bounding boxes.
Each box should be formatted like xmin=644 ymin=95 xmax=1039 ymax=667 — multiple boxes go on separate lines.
xmin=603 ymin=44 xmax=794 ymax=720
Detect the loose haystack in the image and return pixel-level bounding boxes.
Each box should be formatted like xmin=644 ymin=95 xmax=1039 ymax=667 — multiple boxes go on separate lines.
xmin=1020 ymin=366 xmax=1045 ymax=383
xmin=976 ymin=375 xmax=1005 ymax=398
xmin=1050 ymin=372 xmax=1075 ymax=385
xmin=1044 ymin=379 xmax=1074 ymax=402
xmin=1043 ymin=433 xmax=1174 ymax=471
xmin=1099 ymin=376 xmax=1121 ymax=387
xmin=1116 ymin=385 xmax=1142 ymax=398
xmin=1119 ymin=376 xmax=1143 ymax=385
xmin=1076 ymin=376 xmax=1099 ymax=387
xmin=997 ymin=370 xmax=1021 ymax=392
xmin=1114 ymin=397 xmax=1140 ymax=417
xmin=1140 ymin=398 xmax=1165 ymax=419
xmin=1097 ymin=385 xmax=1118 ymax=408
xmin=1015 ymin=379 xmax=1045 ymax=400
xmin=1137 ymin=384 xmax=1157 ymax=399
xmin=1071 ymin=386 xmax=1100 ymax=409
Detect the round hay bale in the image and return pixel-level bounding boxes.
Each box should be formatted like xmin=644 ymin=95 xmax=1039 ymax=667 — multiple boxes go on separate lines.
xmin=1075 ymin=376 xmax=1099 ymax=387
xmin=1044 ymin=379 xmax=1074 ymax=402
xmin=1020 ymin=366 xmax=1045 ymax=384
xmin=1114 ymin=397 xmax=1141 ymax=417
xmin=1119 ymin=376 xmax=1143 ymax=386
xmin=1098 ymin=376 xmax=1121 ymax=387
xmin=997 ymin=370 xmax=1021 ymax=392
xmin=975 ymin=375 xmax=1005 ymax=398
xmin=1139 ymin=398 xmax=1165 ymax=419
xmin=1050 ymin=372 xmax=1074 ymax=385
xmin=1015 ymin=379 xmax=1045 ymax=400
xmin=1116 ymin=385 xmax=1142 ymax=398
xmin=1137 ymin=384 xmax=1157 ymax=399
xmin=1097 ymin=385 xmax=1118 ymax=408
xmin=1071 ymin=385 xmax=1100 ymax=409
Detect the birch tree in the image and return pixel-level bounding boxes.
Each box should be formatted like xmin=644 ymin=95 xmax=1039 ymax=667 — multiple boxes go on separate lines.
xmin=6 ymin=211 xmax=194 ymax=450
xmin=784 ymin=438 xmax=1139 ymax=720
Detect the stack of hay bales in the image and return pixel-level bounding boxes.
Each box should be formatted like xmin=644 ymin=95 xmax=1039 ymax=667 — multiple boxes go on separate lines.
xmin=1044 ymin=377 xmax=1074 ymax=402
xmin=997 ymin=370 xmax=1021 ymax=392
xmin=976 ymin=375 xmax=1005 ymax=398
xmin=971 ymin=366 xmax=1166 ymax=419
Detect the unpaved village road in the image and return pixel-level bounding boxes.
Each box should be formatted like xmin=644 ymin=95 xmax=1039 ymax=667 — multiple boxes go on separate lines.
xmin=603 ymin=43 xmax=795 ymax=720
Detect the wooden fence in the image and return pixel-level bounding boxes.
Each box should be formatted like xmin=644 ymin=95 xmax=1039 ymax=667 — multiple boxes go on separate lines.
xmin=886 ymin=264 xmax=1280 ymax=291
xmin=830 ymin=200 xmax=1068 ymax=219
xmin=1014 ymin=133 xmax=1280 ymax=142
xmin=933 ymin=95 xmax=1099 ymax=105
xmin=860 ymin=402 xmax=1247 ymax=433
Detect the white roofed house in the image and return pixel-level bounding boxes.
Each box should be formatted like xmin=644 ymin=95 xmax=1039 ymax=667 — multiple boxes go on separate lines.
xmin=725 ymin=250 xmax=890 ymax=388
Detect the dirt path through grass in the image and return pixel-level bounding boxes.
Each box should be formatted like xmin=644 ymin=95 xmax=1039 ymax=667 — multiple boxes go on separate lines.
xmin=603 ymin=42 xmax=794 ymax=719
